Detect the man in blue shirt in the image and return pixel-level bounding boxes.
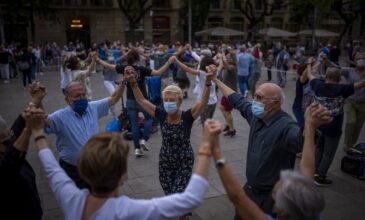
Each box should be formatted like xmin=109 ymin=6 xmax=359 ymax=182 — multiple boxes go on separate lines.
xmin=237 ymin=45 xmax=254 ymax=97
xmin=275 ymin=46 xmax=290 ymax=88
xmin=45 ymin=80 xmax=126 ymax=189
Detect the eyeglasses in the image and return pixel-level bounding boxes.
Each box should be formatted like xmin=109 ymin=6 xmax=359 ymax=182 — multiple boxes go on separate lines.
xmin=253 ymin=94 xmax=279 ymax=102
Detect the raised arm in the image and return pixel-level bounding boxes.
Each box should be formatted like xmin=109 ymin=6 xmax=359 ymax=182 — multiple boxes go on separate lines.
xmin=174 ymin=56 xmax=200 ymax=75
xmin=85 ymin=53 xmax=96 ymax=76
xmin=306 ymin=60 xmax=316 ymax=81
xmin=127 ymin=72 xmax=156 ymax=117
xmin=212 ymin=72 xmax=235 ymax=97
xmin=108 ymin=77 xmax=127 ymax=107
xmin=95 ymin=56 xmax=117 ymax=71
xmin=151 ymin=56 xmax=175 ymax=76
xmin=191 ymin=65 xmax=214 ymax=119
xmin=301 ymin=103 xmax=332 ymax=178
xmin=210 ymin=121 xmax=266 ymax=220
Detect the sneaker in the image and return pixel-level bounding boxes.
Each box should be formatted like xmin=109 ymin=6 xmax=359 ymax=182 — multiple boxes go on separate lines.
xmin=314 ymin=174 xmax=332 ymax=187
xmin=139 ymin=139 xmax=149 ymax=151
xmin=134 ymin=148 xmax=144 ymax=157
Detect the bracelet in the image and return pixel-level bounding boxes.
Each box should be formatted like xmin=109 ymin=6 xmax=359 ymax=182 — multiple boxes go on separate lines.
xmin=34 ymin=135 xmax=46 ymax=142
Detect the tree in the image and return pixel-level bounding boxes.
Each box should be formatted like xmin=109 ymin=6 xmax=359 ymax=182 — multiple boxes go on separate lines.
xmin=1 ymin=0 xmax=57 ymax=43
xmin=330 ymin=0 xmax=365 ymax=42
xmin=180 ymin=0 xmax=212 ymax=43
xmin=235 ymin=0 xmax=288 ymax=41
xmin=117 ymin=0 xmax=152 ymax=42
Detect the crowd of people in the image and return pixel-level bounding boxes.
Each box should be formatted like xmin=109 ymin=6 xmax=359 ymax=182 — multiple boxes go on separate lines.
xmin=0 ymin=37 xmax=364 ymax=220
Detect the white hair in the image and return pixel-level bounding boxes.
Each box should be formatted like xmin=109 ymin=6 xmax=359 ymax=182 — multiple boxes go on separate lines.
xmin=162 ymin=85 xmax=183 ymax=101
xmin=275 ymin=170 xmax=324 ymax=220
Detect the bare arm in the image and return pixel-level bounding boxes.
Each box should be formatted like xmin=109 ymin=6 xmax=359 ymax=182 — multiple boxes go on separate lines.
xmin=108 ymin=78 xmax=127 ymax=107
xmin=306 ymin=64 xmax=316 ymax=81
xmin=174 ymin=57 xmax=200 ymax=75
xmin=13 ymin=127 xmax=32 ymax=153
xmin=191 ymin=69 xmax=213 ymax=119
xmin=300 ymin=103 xmax=332 ymax=179
xmin=211 ymin=131 xmax=266 ymax=220
xmin=212 ymin=75 xmax=235 ymax=98
xmin=128 ymin=75 xmax=156 ymax=117
xmin=96 ymin=57 xmax=117 ymax=71
xmin=151 ymin=56 xmax=174 ymax=76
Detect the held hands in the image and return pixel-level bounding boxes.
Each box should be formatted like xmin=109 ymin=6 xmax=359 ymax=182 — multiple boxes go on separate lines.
xmin=304 ymin=102 xmax=332 ymax=129
xmin=168 ymin=55 xmax=176 ymax=64
xmin=205 ymin=64 xmax=217 ymax=82
xmin=28 ymin=81 xmax=47 ymax=105
xmin=202 ymin=119 xmax=222 ymax=147
xmin=24 ymin=107 xmax=47 ymax=132
xmin=307 ymin=57 xmax=316 ymax=66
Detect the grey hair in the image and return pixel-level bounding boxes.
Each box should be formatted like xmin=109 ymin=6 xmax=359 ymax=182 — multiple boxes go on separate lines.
xmin=272 ymin=91 xmax=285 ymax=105
xmin=162 ymin=85 xmax=183 ymax=101
xmin=275 ymin=170 xmax=324 ymax=220
xmin=64 ymin=81 xmax=85 ymax=97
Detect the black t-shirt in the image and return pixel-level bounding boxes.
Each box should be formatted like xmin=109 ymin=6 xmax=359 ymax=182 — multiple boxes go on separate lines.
xmin=310 ymin=79 xmax=355 ymax=136
xmin=0 ymin=51 xmax=10 ymax=64
xmin=155 ymin=107 xmax=195 ymax=138
xmin=115 ymin=64 xmax=152 ymax=100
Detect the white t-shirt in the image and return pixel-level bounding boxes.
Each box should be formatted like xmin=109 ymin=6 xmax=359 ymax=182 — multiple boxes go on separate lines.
xmin=38 ymin=149 xmax=209 ymax=220
xmin=196 ymin=70 xmax=218 ymax=105
xmin=70 ymin=69 xmax=92 ymax=100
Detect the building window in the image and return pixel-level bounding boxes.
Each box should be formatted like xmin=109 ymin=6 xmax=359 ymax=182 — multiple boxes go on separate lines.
xmin=230 ymin=17 xmax=244 ymax=31
xmin=50 ymin=0 xmax=63 ymax=5
xmin=233 ymin=0 xmax=241 ymax=9
xmin=105 ymin=0 xmax=113 ymax=6
xmin=255 ymin=0 xmax=262 ymax=10
xmin=153 ymin=0 xmax=170 ymax=7
xmin=271 ymin=17 xmax=283 ymax=29
xmin=65 ymin=0 xmax=79 ymax=5
xmin=90 ymin=0 xmax=103 ymax=6
xmin=208 ymin=17 xmax=223 ymax=28
xmin=211 ymin=0 xmax=221 ymax=9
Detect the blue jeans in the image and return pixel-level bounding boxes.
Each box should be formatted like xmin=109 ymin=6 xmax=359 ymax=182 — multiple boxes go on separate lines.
xmin=126 ymin=99 xmax=153 ymax=149
xmin=238 ymin=75 xmax=249 ymax=95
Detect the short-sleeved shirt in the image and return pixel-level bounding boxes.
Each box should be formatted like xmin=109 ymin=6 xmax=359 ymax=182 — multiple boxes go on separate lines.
xmin=310 ymin=79 xmax=355 ymax=137
xmin=196 ymin=70 xmax=218 ymax=105
xmin=115 ymin=64 xmax=152 ymax=100
xmin=45 ymin=98 xmax=109 ymax=165
xmin=237 ymin=52 xmax=254 ymax=76
xmin=155 ymin=107 xmax=195 ymax=138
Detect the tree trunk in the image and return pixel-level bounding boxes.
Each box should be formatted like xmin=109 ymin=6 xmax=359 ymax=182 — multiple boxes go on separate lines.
xmin=128 ymin=22 xmax=136 ymax=43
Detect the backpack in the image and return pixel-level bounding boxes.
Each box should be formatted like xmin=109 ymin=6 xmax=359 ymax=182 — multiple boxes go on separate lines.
xmin=341 ymin=143 xmax=365 ymax=180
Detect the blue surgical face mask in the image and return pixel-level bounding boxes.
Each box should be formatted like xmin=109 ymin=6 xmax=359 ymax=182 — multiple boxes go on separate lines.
xmin=251 ymin=101 xmax=267 ymax=118
xmin=72 ymin=98 xmax=88 ymax=115
xmin=163 ymin=101 xmax=178 ymax=114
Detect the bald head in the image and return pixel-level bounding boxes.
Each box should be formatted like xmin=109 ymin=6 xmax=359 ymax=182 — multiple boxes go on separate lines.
xmin=256 ymin=83 xmax=284 ymax=104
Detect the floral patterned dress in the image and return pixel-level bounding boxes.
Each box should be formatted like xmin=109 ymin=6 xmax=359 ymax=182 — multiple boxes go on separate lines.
xmin=155 ymin=107 xmax=195 ymax=195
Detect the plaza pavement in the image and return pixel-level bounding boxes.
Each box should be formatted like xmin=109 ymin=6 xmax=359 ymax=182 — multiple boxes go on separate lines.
xmin=0 ymin=66 xmax=364 ymax=220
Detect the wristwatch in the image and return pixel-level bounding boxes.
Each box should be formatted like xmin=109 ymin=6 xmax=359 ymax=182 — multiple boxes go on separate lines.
xmin=215 ymin=158 xmax=226 ymax=169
